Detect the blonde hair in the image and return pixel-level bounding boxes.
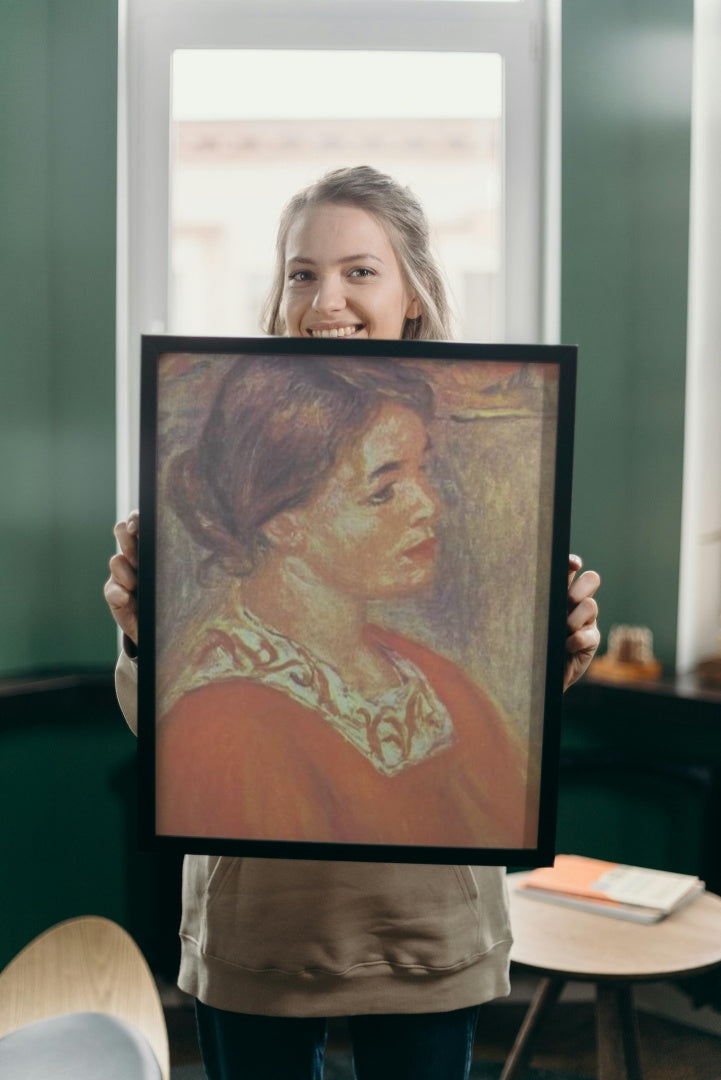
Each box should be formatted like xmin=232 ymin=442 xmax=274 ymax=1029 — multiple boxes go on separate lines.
xmin=262 ymin=166 xmax=454 ymax=341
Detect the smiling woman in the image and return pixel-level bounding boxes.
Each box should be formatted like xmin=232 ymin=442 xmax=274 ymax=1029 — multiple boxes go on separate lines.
xmin=262 ymin=166 xmax=452 ymax=341
xmin=154 ymin=353 xmax=529 ymax=849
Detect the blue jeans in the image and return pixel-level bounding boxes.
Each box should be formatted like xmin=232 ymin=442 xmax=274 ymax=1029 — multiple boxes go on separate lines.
xmin=195 ymin=1000 xmax=481 ymax=1080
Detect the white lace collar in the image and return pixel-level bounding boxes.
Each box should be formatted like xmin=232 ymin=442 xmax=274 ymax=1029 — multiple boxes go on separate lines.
xmin=164 ymin=604 xmax=456 ymax=777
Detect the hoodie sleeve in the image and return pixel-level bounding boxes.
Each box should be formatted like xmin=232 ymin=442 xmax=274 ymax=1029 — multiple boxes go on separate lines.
xmin=115 ymin=645 xmax=139 ymax=735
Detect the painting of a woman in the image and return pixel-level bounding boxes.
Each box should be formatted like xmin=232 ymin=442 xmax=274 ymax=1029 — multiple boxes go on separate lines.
xmin=155 ymin=353 xmax=531 ymax=849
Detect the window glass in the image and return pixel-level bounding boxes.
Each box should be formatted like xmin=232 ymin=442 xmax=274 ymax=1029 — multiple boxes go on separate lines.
xmin=170 ymin=50 xmax=503 ymax=340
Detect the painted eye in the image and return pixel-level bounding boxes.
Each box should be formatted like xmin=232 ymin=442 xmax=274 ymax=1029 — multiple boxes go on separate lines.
xmin=368 ymin=483 xmax=395 ymax=505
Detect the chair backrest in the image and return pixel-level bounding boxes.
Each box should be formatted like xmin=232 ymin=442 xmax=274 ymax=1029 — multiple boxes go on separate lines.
xmin=0 ymin=915 xmax=170 ymax=1080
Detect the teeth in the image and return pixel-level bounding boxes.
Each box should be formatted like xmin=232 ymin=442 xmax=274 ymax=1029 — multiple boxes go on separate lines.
xmin=311 ymin=326 xmax=359 ymax=338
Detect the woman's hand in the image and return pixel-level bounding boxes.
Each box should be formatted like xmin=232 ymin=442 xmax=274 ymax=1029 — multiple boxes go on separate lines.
xmin=103 ymin=510 xmax=139 ymax=647
xmin=564 ymin=554 xmax=600 ymax=691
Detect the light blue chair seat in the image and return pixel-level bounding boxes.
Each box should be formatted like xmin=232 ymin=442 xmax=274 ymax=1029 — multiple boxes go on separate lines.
xmin=0 ymin=1011 xmax=162 ymax=1079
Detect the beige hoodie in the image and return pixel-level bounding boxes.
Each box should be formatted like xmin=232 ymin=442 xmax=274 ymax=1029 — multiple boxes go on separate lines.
xmin=116 ymin=651 xmax=512 ymax=1016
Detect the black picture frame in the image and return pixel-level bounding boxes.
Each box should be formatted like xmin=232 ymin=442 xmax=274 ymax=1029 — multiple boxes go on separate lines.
xmin=138 ymin=335 xmax=576 ymax=865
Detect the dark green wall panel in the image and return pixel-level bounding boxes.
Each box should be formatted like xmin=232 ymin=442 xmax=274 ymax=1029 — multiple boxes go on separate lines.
xmin=0 ymin=2 xmax=54 ymax=669
xmin=0 ymin=0 xmax=118 ymax=674
xmin=0 ymin=683 xmax=183 ymax=976
xmin=0 ymin=697 xmax=132 ymax=965
xmin=562 ymin=0 xmax=693 ymax=669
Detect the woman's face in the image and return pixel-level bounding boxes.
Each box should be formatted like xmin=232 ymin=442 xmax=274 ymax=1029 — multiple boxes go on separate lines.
xmin=269 ymin=402 xmax=440 ymax=599
xmin=280 ymin=203 xmax=421 ymax=340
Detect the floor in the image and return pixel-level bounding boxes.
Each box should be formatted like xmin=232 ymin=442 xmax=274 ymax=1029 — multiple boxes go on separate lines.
xmin=474 ymin=999 xmax=721 ymax=1079
xmin=164 ymin=979 xmax=721 ymax=1079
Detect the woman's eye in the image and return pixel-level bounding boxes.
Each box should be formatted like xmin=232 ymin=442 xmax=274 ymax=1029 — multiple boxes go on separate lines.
xmin=288 ymin=270 xmax=313 ymax=283
xmin=368 ymin=483 xmax=395 ymax=505
xmin=349 ymin=267 xmax=375 ymax=279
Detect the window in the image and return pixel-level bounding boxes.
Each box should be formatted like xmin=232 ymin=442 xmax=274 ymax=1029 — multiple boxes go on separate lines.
xmin=169 ymin=49 xmax=503 ymax=340
xmin=118 ymin=0 xmax=556 ymax=509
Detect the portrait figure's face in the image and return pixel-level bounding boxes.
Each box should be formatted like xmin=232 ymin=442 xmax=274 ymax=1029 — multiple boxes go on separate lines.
xmin=263 ymin=402 xmax=440 ymax=599
xmin=281 ymin=203 xmax=421 ymax=340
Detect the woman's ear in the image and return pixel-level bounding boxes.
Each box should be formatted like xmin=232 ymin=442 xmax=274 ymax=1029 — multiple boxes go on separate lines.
xmin=406 ymin=296 xmax=422 ymax=320
xmin=261 ymin=511 xmax=303 ymax=551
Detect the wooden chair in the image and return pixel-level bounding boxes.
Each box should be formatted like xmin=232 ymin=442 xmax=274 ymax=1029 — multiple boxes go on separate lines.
xmin=0 ymin=915 xmax=170 ymax=1079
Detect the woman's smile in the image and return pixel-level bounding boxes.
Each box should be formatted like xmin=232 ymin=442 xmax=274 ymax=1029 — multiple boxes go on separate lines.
xmin=307 ymin=323 xmax=365 ymax=339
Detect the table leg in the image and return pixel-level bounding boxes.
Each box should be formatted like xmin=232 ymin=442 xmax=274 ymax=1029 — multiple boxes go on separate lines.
xmin=596 ymin=982 xmax=643 ymax=1080
xmin=499 ymin=976 xmax=565 ymax=1080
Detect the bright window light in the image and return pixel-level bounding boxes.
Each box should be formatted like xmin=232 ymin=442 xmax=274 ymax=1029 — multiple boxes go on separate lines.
xmin=170 ymin=50 xmax=503 ymax=341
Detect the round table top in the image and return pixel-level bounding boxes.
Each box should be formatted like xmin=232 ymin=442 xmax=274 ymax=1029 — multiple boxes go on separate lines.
xmin=508 ymin=872 xmax=721 ymax=981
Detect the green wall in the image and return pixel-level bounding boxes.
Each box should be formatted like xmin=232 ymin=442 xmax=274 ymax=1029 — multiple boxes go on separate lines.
xmin=0 ymin=683 xmax=183 ymax=974
xmin=0 ymin=0 xmax=118 ymax=675
xmin=563 ymin=0 xmax=693 ymax=669
xmin=0 ymin=0 xmax=129 ymax=970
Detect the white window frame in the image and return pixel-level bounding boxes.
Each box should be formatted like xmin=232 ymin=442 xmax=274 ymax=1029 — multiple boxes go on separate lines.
xmin=117 ymin=0 xmax=558 ymax=511
xmin=676 ymin=0 xmax=721 ymax=674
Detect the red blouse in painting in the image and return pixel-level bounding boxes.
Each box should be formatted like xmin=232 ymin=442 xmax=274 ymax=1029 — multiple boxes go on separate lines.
xmin=156 ymin=621 xmax=535 ymax=850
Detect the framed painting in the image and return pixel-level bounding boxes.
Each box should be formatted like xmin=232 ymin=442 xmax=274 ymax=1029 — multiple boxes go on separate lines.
xmin=138 ymin=336 xmax=576 ymax=865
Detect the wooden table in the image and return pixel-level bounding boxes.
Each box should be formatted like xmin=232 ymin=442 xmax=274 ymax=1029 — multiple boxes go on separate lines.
xmin=503 ymin=873 xmax=721 ymax=1080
